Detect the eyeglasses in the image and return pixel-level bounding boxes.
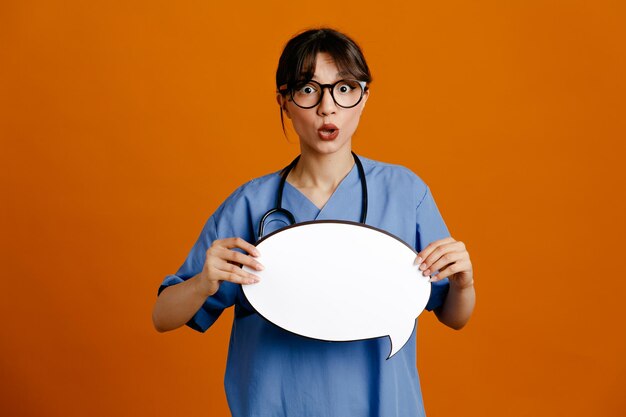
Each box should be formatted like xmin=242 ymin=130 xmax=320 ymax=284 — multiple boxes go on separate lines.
xmin=279 ymin=79 xmax=368 ymax=109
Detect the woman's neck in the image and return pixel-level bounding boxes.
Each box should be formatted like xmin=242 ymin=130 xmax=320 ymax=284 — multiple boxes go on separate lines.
xmin=288 ymin=149 xmax=355 ymax=192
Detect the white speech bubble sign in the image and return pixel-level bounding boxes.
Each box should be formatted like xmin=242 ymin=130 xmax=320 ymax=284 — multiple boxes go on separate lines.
xmin=242 ymin=221 xmax=430 ymax=359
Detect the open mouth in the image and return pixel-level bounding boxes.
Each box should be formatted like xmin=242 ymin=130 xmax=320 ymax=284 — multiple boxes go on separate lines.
xmin=318 ymin=124 xmax=339 ymax=140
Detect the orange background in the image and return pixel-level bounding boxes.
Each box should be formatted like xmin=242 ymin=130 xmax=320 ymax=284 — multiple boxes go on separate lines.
xmin=1 ymin=1 xmax=625 ymax=416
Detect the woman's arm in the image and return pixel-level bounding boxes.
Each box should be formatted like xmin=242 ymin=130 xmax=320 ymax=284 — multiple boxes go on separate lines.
xmin=152 ymin=237 xmax=263 ymax=333
xmin=433 ymin=280 xmax=475 ymax=330
xmin=152 ymin=272 xmax=214 ymax=332
xmin=415 ymin=237 xmax=475 ymax=330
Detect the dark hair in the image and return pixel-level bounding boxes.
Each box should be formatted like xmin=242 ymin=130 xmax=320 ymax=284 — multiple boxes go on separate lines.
xmin=276 ymin=28 xmax=372 ymax=135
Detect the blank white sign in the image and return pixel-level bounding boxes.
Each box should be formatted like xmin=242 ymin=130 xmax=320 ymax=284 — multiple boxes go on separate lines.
xmin=242 ymin=221 xmax=431 ymax=359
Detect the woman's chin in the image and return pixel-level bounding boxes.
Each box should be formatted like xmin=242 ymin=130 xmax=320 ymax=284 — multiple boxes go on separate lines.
xmin=301 ymin=137 xmax=352 ymax=156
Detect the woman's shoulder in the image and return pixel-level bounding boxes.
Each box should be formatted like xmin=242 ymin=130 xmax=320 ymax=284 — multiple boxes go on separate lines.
xmin=236 ymin=170 xmax=282 ymax=194
xmin=217 ymin=170 xmax=281 ymax=208
xmin=358 ymin=154 xmax=429 ymax=196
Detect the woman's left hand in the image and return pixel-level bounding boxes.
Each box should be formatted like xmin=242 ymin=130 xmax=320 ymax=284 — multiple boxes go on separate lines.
xmin=414 ymin=237 xmax=474 ymax=289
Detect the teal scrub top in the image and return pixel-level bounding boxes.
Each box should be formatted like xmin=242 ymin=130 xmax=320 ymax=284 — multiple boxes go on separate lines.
xmin=158 ymin=156 xmax=451 ymax=417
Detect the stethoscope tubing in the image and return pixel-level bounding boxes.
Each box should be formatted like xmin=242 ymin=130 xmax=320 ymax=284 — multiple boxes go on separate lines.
xmin=257 ymin=151 xmax=368 ymax=241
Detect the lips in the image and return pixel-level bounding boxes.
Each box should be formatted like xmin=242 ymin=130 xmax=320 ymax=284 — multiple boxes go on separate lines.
xmin=318 ymin=123 xmax=339 ymax=141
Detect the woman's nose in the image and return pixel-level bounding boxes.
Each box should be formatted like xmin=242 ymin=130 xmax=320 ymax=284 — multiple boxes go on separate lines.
xmin=317 ymin=87 xmax=337 ymax=116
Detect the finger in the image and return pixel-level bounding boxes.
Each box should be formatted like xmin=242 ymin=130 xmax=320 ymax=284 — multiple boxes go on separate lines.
xmin=421 ymin=239 xmax=465 ymax=266
xmin=217 ymin=247 xmax=264 ymax=271
xmin=420 ymin=241 xmax=459 ymax=271
xmin=429 ymin=259 xmax=471 ymax=282
xmin=416 ymin=237 xmax=456 ymax=265
xmin=421 ymin=250 xmax=465 ymax=278
xmin=215 ymin=263 xmax=261 ymax=285
xmin=218 ymin=237 xmax=260 ymax=257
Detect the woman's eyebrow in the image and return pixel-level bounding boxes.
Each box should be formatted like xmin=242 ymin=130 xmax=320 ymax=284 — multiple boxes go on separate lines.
xmin=311 ymin=72 xmax=352 ymax=83
xmin=311 ymin=71 xmax=351 ymax=81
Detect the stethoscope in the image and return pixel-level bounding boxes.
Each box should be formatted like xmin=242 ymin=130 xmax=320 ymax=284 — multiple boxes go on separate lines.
xmin=257 ymin=151 xmax=368 ymax=241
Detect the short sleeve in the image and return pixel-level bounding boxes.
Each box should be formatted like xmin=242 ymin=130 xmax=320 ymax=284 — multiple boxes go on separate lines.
xmin=157 ymin=215 xmax=239 ymax=332
xmin=416 ymin=185 xmax=452 ymax=312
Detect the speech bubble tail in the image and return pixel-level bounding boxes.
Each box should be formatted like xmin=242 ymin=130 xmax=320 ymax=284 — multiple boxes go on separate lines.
xmin=386 ymin=319 xmax=417 ymax=360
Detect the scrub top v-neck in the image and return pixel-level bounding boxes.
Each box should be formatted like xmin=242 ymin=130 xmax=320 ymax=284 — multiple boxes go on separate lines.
xmin=283 ymin=161 xmax=360 ymax=221
xmin=158 ymin=156 xmax=451 ymax=417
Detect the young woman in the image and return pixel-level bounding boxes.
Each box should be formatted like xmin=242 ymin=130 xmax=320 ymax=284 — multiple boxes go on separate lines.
xmin=152 ymin=27 xmax=475 ymax=417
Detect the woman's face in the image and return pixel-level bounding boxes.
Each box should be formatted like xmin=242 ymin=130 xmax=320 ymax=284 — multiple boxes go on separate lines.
xmin=277 ymin=52 xmax=369 ymax=157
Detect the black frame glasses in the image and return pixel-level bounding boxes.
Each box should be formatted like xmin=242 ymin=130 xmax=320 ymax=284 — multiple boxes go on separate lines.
xmin=278 ymin=79 xmax=369 ymax=109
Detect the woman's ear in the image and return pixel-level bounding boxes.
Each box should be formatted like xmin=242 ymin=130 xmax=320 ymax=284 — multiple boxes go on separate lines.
xmin=361 ymin=89 xmax=370 ymax=109
xmin=276 ymin=93 xmax=291 ymax=119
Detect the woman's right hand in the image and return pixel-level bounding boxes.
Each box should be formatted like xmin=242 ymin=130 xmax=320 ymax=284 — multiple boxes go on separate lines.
xmin=195 ymin=237 xmax=264 ymax=297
